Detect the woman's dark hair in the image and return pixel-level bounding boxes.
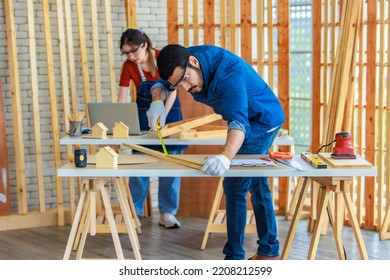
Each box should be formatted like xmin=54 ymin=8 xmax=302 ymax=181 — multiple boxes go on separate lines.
xmin=120 ymin=29 xmax=157 ymax=76
xmin=157 ymin=44 xmax=191 ymax=80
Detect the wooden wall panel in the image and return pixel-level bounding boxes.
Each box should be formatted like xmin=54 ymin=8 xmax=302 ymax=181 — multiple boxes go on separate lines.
xmin=4 ymin=0 xmax=27 ymax=215
xmin=364 ymin=0 xmax=377 ymax=229
xmin=277 ymin=0 xmax=290 ymax=212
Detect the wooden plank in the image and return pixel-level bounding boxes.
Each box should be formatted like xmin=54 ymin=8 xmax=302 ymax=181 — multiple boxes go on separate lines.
xmin=179 ymin=128 xmax=227 ymax=140
xmin=240 ymin=0 xmax=251 ymax=63
xmin=220 ymin=0 xmax=226 ymax=49
xmin=204 ymin=0 xmax=215 ymax=44
xmin=386 ymin=0 xmax=390 ymax=222
xmin=160 ymin=114 xmax=222 ymax=137
xmin=64 ymin=0 xmax=78 ymax=114
xmin=167 ymin=0 xmax=178 ymax=44
xmin=376 ymin=0 xmax=385 ymax=226
xmin=4 ymin=0 xmax=28 ymax=214
xmin=87 ymin=154 xmax=159 ymax=165
xmin=124 ymin=0 xmax=137 ymax=28
xmin=256 ymin=0 xmax=264 ymax=76
xmin=122 ymin=144 xmax=203 ymax=170
xmin=27 ymin=0 xmax=45 ymax=213
xmin=229 ymin=0 xmax=236 ymax=53
xmin=311 ymin=0 xmax=322 ymax=153
xmin=90 ymin=0 xmax=102 ymax=102
xmin=277 ymin=0 xmax=291 ymax=213
xmin=183 ymin=0 xmax=189 ymax=46
xmin=318 ymin=153 xmax=373 ymax=169
xmin=267 ymin=0 xmax=274 ymax=87
xmin=193 ymin=0 xmax=199 ymax=45
xmin=364 ymin=0 xmax=377 ymax=229
xmin=75 ymin=0 xmax=91 ymax=108
xmin=0 ymin=209 xmax=69 ymax=231
xmin=104 ymin=0 xmax=117 ymax=102
xmin=55 ymin=0 xmax=75 ymax=219
xmin=42 ymin=0 xmax=64 ymax=225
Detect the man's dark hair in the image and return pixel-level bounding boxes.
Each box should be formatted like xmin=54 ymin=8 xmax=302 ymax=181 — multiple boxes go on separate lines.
xmin=157 ymin=44 xmax=190 ymax=80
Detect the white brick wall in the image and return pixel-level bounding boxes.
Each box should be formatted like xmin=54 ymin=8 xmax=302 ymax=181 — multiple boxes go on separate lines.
xmin=0 ymin=0 xmax=166 ymax=212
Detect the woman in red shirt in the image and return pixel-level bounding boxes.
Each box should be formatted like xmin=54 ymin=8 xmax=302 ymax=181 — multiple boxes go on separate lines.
xmin=118 ymin=29 xmax=185 ymax=228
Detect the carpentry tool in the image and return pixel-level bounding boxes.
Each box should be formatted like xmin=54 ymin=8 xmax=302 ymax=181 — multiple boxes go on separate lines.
xmin=301 ymin=152 xmax=327 ymax=169
xmin=269 ymin=151 xmax=307 ymax=171
xmin=269 ymin=151 xmax=292 ymax=159
xmin=331 ymin=132 xmax=356 ymax=159
xmin=129 ymin=118 xmax=202 ymax=169
xmin=156 ymin=117 xmax=168 ymax=155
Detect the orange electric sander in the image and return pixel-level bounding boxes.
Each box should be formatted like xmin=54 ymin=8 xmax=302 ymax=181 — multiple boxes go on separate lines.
xmin=331 ymin=132 xmax=356 ymax=159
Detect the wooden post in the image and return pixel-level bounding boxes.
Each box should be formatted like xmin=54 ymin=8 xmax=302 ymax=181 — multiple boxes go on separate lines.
xmin=4 ymin=0 xmax=28 ymax=214
xmin=277 ymin=0 xmax=290 ymax=214
xmin=28 ymin=0 xmax=46 ymax=213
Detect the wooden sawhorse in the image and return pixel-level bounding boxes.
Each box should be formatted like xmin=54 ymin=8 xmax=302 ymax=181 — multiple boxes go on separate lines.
xmin=380 ymin=203 xmax=390 ymax=240
xmin=70 ymin=177 xmax=141 ymax=252
xmin=281 ymin=176 xmax=368 ymax=260
xmin=63 ymin=177 xmax=141 ymax=260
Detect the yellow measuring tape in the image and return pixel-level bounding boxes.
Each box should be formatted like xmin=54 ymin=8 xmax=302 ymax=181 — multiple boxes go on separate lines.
xmin=156 ymin=117 xmax=168 ymax=155
xmin=156 ymin=118 xmax=202 ymax=166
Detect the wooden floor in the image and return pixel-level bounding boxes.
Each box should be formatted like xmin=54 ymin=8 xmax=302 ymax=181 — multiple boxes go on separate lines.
xmin=0 ymin=213 xmax=389 ymax=260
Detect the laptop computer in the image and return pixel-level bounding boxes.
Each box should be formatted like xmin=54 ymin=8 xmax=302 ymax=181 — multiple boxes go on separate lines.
xmin=87 ymin=102 xmax=148 ymax=135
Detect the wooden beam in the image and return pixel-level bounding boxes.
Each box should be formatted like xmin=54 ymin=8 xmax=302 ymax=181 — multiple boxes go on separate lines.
xmin=277 ymin=0 xmax=290 ymax=214
xmin=104 ymin=0 xmax=117 ymax=102
xmin=167 ymin=0 xmax=179 ymax=44
xmin=160 ymin=114 xmax=222 ymax=137
xmin=204 ymin=0 xmax=215 ymax=44
xmin=42 ymin=0 xmax=64 ymax=225
xmin=90 ymin=0 xmax=102 ymax=102
xmin=311 ymin=0 xmax=322 ymax=153
xmin=364 ymin=0 xmax=377 ymax=229
xmin=240 ymin=0 xmax=252 ymax=63
xmin=4 ymin=0 xmax=28 ymax=214
xmin=122 ymin=144 xmax=203 ymax=170
xmin=28 ymin=0 xmax=45 ymax=213
xmin=124 ymin=0 xmax=137 ymax=28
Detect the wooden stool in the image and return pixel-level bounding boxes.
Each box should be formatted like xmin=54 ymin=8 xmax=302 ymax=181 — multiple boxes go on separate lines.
xmin=63 ymin=177 xmax=141 ymax=260
xmin=281 ymin=177 xmax=368 ymax=260
xmin=380 ymin=202 xmax=390 ymax=240
xmin=201 ymin=178 xmax=257 ymax=250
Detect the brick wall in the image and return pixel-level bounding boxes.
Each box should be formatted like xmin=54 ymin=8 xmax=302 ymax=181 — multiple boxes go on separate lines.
xmin=0 ymin=0 xmax=166 ymax=212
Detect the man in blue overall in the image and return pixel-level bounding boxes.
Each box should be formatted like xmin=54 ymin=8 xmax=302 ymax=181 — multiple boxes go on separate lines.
xmin=146 ymin=44 xmax=285 ymax=260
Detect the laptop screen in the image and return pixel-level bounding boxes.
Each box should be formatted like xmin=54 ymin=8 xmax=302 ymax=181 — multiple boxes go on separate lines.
xmin=87 ymin=102 xmax=147 ymax=135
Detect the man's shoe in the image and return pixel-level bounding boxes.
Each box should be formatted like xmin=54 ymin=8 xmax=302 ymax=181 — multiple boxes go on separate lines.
xmin=248 ymin=253 xmax=280 ymax=260
xmin=159 ymin=213 xmax=181 ymax=229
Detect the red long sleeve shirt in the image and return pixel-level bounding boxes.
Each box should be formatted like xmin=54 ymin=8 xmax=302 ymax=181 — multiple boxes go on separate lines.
xmin=118 ymin=49 xmax=160 ymax=91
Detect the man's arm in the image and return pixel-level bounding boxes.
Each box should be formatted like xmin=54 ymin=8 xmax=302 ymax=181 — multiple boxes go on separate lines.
xmin=221 ymin=129 xmax=245 ymax=160
xmin=201 ymin=129 xmax=245 ymax=176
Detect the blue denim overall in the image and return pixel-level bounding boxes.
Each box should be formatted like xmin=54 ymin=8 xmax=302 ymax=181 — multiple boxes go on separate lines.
xmin=129 ymin=64 xmax=184 ymax=217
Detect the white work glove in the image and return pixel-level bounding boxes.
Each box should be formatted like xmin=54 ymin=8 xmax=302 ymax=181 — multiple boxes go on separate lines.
xmin=201 ymin=154 xmax=231 ymax=176
xmin=146 ymin=100 xmax=166 ymax=131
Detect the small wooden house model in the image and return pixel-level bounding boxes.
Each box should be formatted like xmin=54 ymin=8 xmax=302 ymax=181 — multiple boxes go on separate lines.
xmin=91 ymin=122 xmax=108 ymax=139
xmin=96 ymin=146 xmax=118 ymax=168
xmin=112 ymin=121 xmax=129 ymax=138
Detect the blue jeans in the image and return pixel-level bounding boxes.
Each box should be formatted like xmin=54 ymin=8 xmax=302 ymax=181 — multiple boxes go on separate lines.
xmin=129 ymin=149 xmax=182 ymax=217
xmin=223 ymin=125 xmax=280 ymax=260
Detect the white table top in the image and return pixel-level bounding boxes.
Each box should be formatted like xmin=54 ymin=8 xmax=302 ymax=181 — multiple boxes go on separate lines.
xmin=57 ymin=154 xmax=377 ymax=178
xmin=59 ymin=134 xmax=295 ymax=146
